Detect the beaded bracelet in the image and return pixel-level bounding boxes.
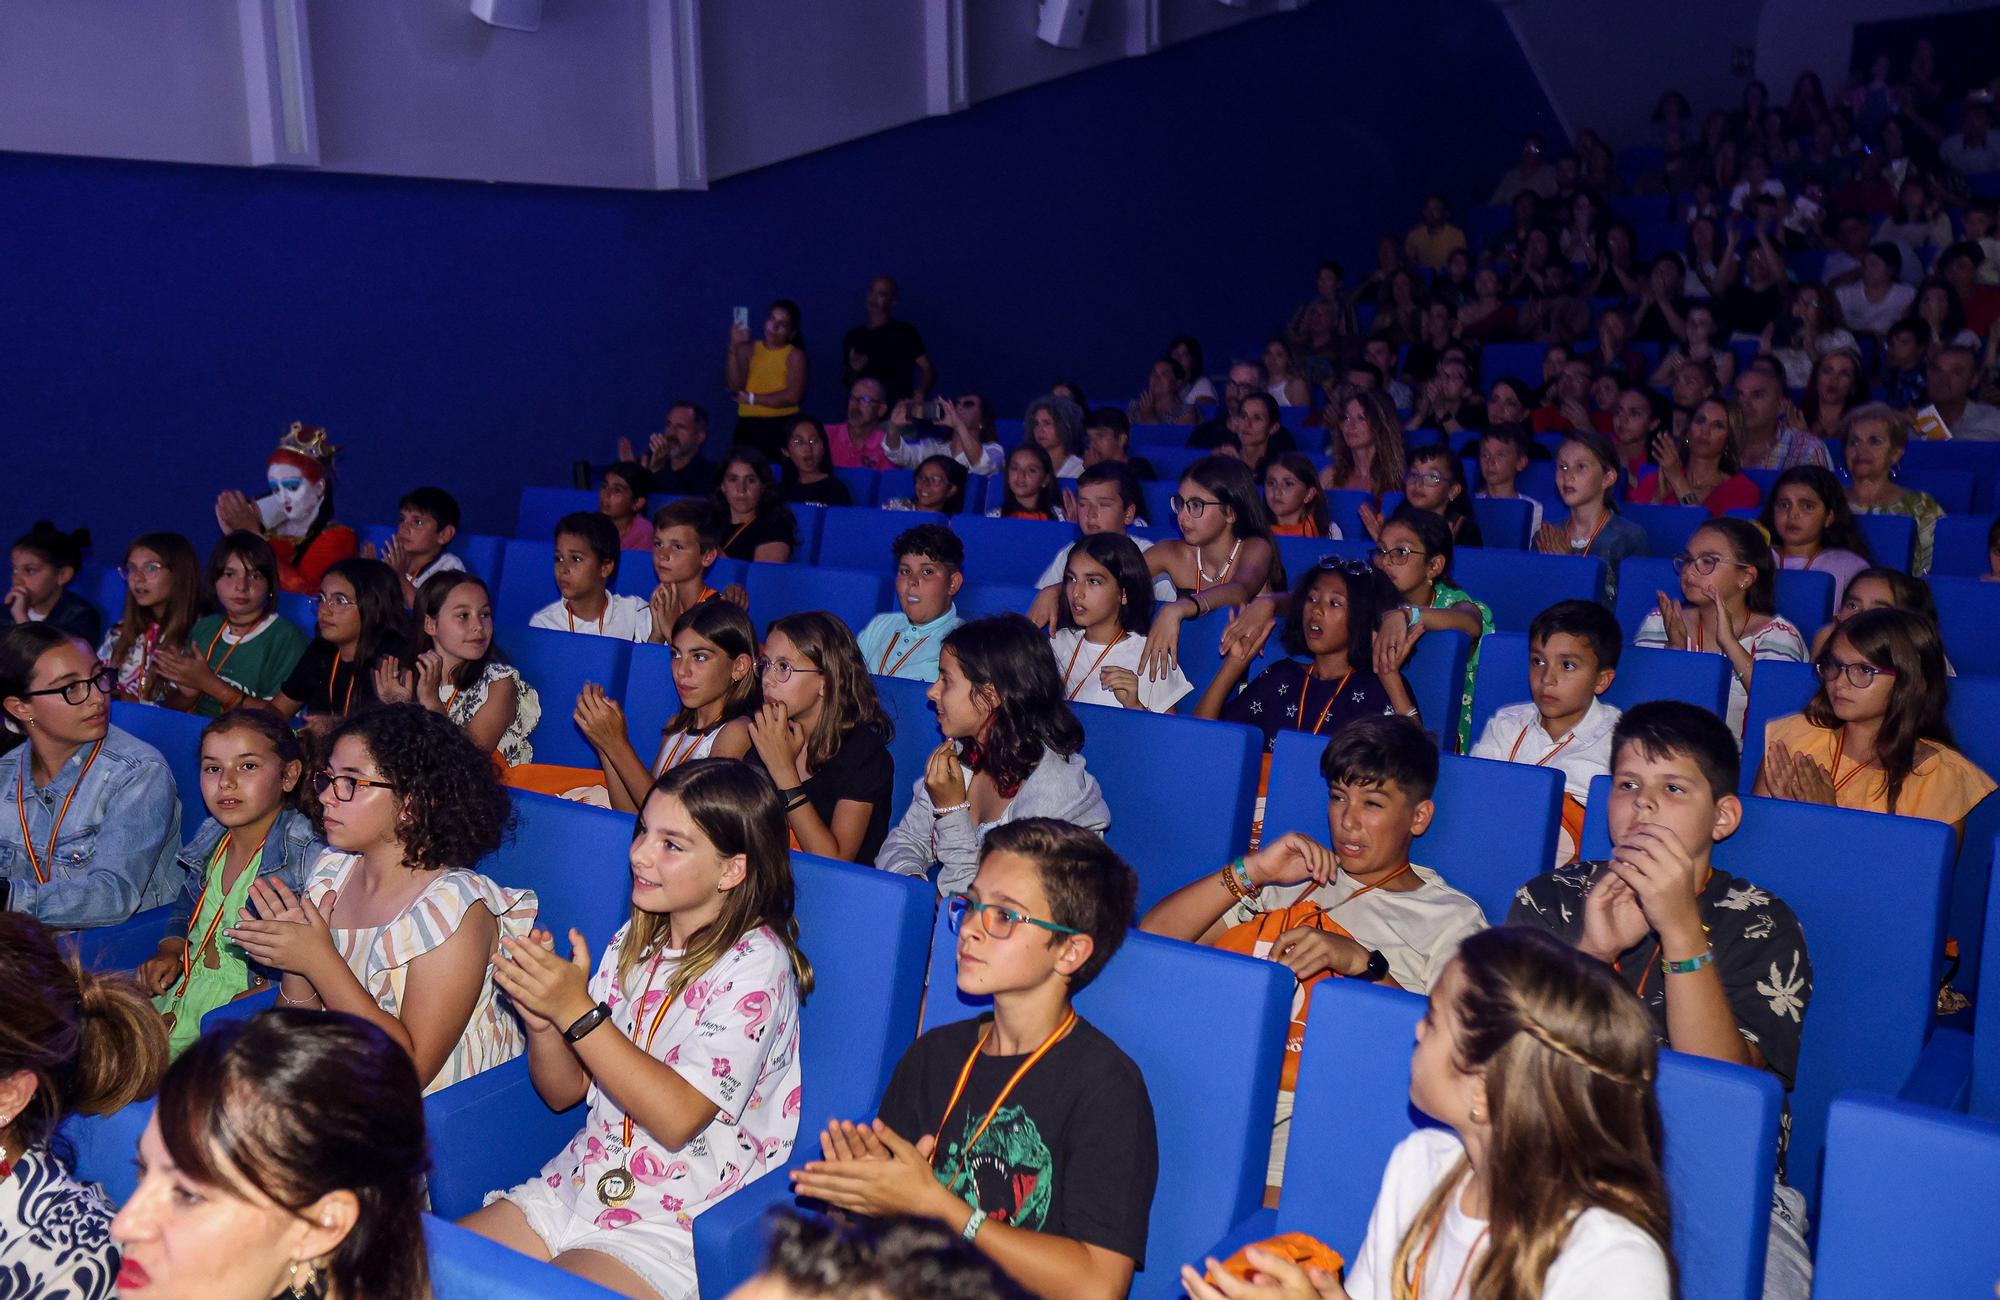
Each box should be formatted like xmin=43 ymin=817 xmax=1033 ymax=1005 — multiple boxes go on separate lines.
xmin=1661 ymin=949 xmax=1715 ymax=976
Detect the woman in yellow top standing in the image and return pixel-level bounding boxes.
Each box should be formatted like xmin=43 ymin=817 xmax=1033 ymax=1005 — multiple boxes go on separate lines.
xmin=1758 ymin=606 xmax=1994 ymax=838
xmin=727 ymin=298 xmax=808 ymax=461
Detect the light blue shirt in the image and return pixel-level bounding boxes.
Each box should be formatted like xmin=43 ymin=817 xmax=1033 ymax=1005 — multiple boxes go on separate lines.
xmin=856 ymin=604 xmax=964 ymax=683
xmin=0 ymin=723 xmax=181 ymax=929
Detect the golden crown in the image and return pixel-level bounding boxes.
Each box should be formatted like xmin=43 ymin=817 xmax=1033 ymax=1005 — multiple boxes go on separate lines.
xmin=276 ymin=421 xmax=338 ymax=464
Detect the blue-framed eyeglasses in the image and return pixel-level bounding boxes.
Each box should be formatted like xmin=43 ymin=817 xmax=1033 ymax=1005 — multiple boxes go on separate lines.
xmin=946 ymin=893 xmax=1081 ymax=941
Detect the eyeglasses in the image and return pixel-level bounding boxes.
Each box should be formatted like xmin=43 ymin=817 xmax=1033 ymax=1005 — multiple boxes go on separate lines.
xmin=310 ymin=592 xmax=357 ymax=611
xmin=1170 ymin=493 xmax=1223 ymax=518
xmin=19 ymin=668 xmax=116 ymax=706
xmin=757 ymin=657 xmax=823 ymax=684
xmin=1404 ymin=470 xmax=1447 ymax=487
xmin=946 ymin=893 xmax=1081 ymax=941
xmin=1818 ymin=659 xmax=1899 ymax=688
xmin=312 ymin=771 xmax=399 ymax=802
xmin=121 ymin=562 xmax=167 ymax=581
xmin=1373 ymin=545 xmax=1425 ymax=565
xmin=1312 ymin=558 xmax=1374 ymax=580
xmin=1670 ymin=552 xmax=1753 ymax=576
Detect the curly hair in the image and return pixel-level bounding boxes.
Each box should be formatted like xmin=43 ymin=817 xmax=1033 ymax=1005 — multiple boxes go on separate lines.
xmin=943 ymin=614 xmax=1084 ymax=798
xmin=758 ymin=1209 xmax=1032 ymax=1300
xmin=323 ymin=703 xmax=513 ymax=871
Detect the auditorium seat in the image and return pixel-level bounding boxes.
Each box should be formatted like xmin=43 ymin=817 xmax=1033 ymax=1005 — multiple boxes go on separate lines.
xmin=873 ymin=672 xmax=940 ymax=825
xmin=1470 ymin=495 xmax=1532 ymax=549
xmin=1929 ymin=513 xmax=1998 ymax=578
xmin=817 ymin=505 xmax=941 ymax=570
xmin=949 ymin=515 xmax=1078 ymax=586
xmin=486 ymin=792 xmax=636 ymax=944
xmin=1467 ymin=632 xmax=1731 ymax=745
xmin=952 ymin=582 xmax=1037 ymax=620
xmin=1449 ymin=550 xmax=1605 ymax=632
xmin=427 ymin=1216 xmax=623 ymax=1298
xmin=494 ymin=537 xmax=554 ymax=627
xmin=619 ymin=640 xmax=681 ymax=750
xmin=503 ymin=628 xmax=632 ymax=767
xmin=1932 ymin=577 xmax=2000 ymax=675
xmin=1853 ymin=512 xmax=1916 ymax=573
xmin=515 ymin=487 xmax=599 ymax=542
xmin=746 ymin=561 xmax=887 ymax=634
xmin=1732 ymin=659 xmax=1819 ymax=794
xmin=359 ymin=525 xmax=507 ymax=589
xmin=109 ymin=701 xmax=204 ymax=842
xmin=1618 ymin=502 xmax=1708 ymax=558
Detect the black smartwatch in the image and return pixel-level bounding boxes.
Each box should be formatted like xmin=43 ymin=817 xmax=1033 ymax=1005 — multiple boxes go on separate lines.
xmin=563 ymin=1002 xmax=613 ymax=1043
xmin=1359 ymin=949 xmax=1391 ymax=983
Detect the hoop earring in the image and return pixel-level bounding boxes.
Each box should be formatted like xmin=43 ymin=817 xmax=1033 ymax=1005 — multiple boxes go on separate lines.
xmin=288 ymin=1259 xmax=321 ymax=1299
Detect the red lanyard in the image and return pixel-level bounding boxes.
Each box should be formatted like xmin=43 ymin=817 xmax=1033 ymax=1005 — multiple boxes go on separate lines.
xmin=1302 ymin=667 xmax=1354 ymax=736
xmin=928 ymin=1009 xmax=1077 ymax=1193
xmin=1409 ymin=1196 xmax=1489 ymax=1300
xmin=176 ymin=827 xmax=272 ymax=995
xmin=16 ymin=740 xmax=106 ymax=885
xmin=622 ymin=967 xmax=680 ymax=1150
xmin=1062 ymin=636 xmax=1120 ymax=701
xmin=326 ymin=655 xmax=357 ymax=715
xmin=1507 ymin=725 xmax=1576 ymax=768
xmin=878 ymin=632 xmax=928 ymax=676
xmin=1827 ymin=730 xmax=1871 ymax=797
xmin=657 ymin=729 xmax=707 ymax=774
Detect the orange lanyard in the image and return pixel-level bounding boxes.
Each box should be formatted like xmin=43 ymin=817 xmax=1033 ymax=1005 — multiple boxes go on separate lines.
xmin=1409 ymin=1201 xmax=1489 ymax=1300
xmin=15 ymin=740 xmax=106 ymax=885
xmin=1567 ymin=510 xmax=1610 ymax=555
xmin=326 ymin=654 xmax=357 ymax=715
xmin=1062 ymin=635 xmax=1121 ymax=701
xmin=724 ymin=518 xmax=755 ymax=553
xmin=621 ymin=962 xmax=681 ymax=1150
xmin=176 ymin=828 xmax=272 ymax=995
xmin=1507 ymin=724 xmax=1576 ymax=768
xmin=205 ymin=619 xmax=257 ymax=679
xmin=928 ymin=1009 xmax=1077 ymax=1193
xmin=657 ymin=729 xmax=707 ymax=774
xmin=1302 ymin=667 xmax=1354 ymax=736
xmin=878 ymin=632 xmax=928 ymax=676
xmin=1618 ymin=866 xmax=1715 ymax=998
xmin=1335 ymin=862 xmax=1414 ymax=910
xmin=564 ymin=602 xmax=594 ymax=634
xmin=1827 ymin=730 xmax=1871 ymax=797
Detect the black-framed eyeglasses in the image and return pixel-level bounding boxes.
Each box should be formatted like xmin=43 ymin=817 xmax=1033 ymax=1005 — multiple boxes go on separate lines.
xmin=1671 ymin=552 xmax=1752 ymax=576
xmin=757 ymin=657 xmax=823 ymax=684
xmin=1373 ymin=545 xmax=1425 ymax=565
xmin=313 ymin=771 xmax=400 ymax=802
xmin=19 ymin=668 xmax=116 ymax=706
xmin=1818 ymin=659 xmax=1898 ymax=688
xmin=946 ymin=893 xmax=1081 ymax=941
xmin=1170 ymin=493 xmax=1223 ymax=518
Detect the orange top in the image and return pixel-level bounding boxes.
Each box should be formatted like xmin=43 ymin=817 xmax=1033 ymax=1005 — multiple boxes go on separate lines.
xmin=269 ymin=525 xmax=359 ymax=595
xmin=1763 ymin=712 xmax=1996 ymax=825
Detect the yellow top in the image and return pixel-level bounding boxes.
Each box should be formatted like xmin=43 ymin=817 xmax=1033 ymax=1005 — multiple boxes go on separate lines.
xmin=738 ymin=342 xmax=799 ymax=418
xmin=1763 ymin=712 xmax=1996 ymax=826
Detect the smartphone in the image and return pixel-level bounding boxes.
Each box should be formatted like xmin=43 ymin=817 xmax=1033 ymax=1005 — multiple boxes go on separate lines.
xmin=913 ymin=397 xmax=945 ymax=422
xmin=732 ymin=306 xmax=750 ymax=331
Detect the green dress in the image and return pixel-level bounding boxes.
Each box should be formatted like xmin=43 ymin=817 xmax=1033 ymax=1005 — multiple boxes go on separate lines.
xmin=1430 ymin=580 xmax=1494 ymax=753
xmin=154 ymin=840 xmax=264 ymax=1057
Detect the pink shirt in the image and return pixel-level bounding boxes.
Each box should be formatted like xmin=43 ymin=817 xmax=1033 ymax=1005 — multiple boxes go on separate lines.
xmin=1632 ymin=470 xmax=1761 ymax=518
xmin=826 ymin=422 xmax=892 ymax=470
xmin=618 ymin=516 xmax=654 ymax=551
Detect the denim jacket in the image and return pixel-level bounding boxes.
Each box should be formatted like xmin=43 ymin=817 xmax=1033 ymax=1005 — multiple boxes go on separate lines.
xmin=0 ymin=724 xmax=181 ymax=928
xmin=167 ymin=807 xmax=327 ymax=933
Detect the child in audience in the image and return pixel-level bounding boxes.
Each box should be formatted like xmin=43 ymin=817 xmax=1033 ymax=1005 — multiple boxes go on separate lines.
xmin=468 ymin=759 xmax=811 ymax=1300
xmin=227 ymin=703 xmax=532 ymax=1094
xmin=1027 ymin=462 xmax=1176 ymax=628
xmin=1025 ymin=394 xmax=1089 ymax=478
xmin=796 ymin=819 xmax=1156 ymax=1300
xmin=154 ymin=531 xmax=309 ymax=717
xmin=1511 ymin=700 xmax=1813 ymax=1298
xmin=1635 ymin=517 xmax=1807 ymax=736
xmin=737 ymin=1211 xmax=1032 ymax=1300
xmin=877 ymin=615 xmax=1111 ymax=894
xmin=1535 ymin=429 xmax=1651 ymax=602
xmin=644 ymin=498 xmax=737 ymax=644
xmin=1373 ymin=506 xmax=1494 ymax=751
xmin=989 ymin=443 xmax=1065 ymax=520
xmin=1402 ymin=443 xmax=1485 ymax=548
xmin=1182 ymin=926 xmax=1674 ymax=1300
xmin=1264 ymin=452 xmax=1340 ymax=539
xmin=856 ymin=524 xmax=966 ymax=683
xmin=370 ymin=486 xmax=465 ymax=606
xmin=748 ymin=611 xmax=896 ymax=862
xmin=1470 ymin=599 xmax=1624 ymax=865
xmin=576 ymin=601 xmax=759 ymax=812
xmin=1140 ymin=455 xmax=1284 ymax=681
xmin=1474 ymin=423 xmax=1546 ymax=535
xmin=379 ymin=573 xmax=541 ymax=767
xmin=777 ymin=416 xmax=854 ymax=508
xmin=1808 ymin=566 xmax=1943 ymax=660
xmin=0 ymin=623 xmax=182 ymax=927
xmin=1759 ymin=465 xmax=1873 ymax=607
xmin=137 ymin=710 xmax=325 ymax=1056
xmin=1051 ymin=533 xmax=1192 ymax=712
xmin=4 ymin=520 xmax=100 ymax=645
xmin=883 ymin=453 xmax=969 ymax=514
xmin=269 ymin=557 xmax=410 ymax=724
xmin=597 ymin=463 xmax=654 ymax=552
xmin=98 ymin=531 xmax=204 ymax=703
xmin=1142 ymin=716 xmax=1487 ymax=1194
xmin=1759 ymin=607 xmax=1994 ymax=833
xmin=714 ymin=448 xmax=799 ymax=563
xmin=531 ymin=512 xmax=652 ymax=641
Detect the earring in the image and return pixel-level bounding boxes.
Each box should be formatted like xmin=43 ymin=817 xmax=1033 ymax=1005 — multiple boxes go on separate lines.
xmin=287 ymin=1259 xmax=320 ymax=1298
xmin=1468 ymin=1102 xmax=1488 ymax=1125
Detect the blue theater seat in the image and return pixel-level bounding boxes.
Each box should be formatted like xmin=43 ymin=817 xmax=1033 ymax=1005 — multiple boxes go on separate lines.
xmin=515 ymin=487 xmax=599 ymax=541
xmin=1932 ymin=577 xmax=2000 ymax=675
xmin=873 ymin=672 xmax=940 ymax=825
xmin=1469 ymin=495 xmax=1532 ymax=549
xmin=1731 ymin=659 xmax=1820 ymax=794
xmin=60 ymin=1097 xmax=155 ymax=1206
xmin=494 ymin=537 xmax=554 ymax=627
xmin=950 ymin=515 xmax=1077 ymax=586
xmin=1853 ymin=512 xmax=1915 ymax=573
xmin=619 ymin=640 xmax=681 ymax=753
xmin=1613 ymin=556 xmax=1831 ymax=643
xmin=609 ymin=555 xmax=746 ymax=603
xmin=1262 ymin=737 xmax=1558 ymax=923
xmin=1448 ymin=550 xmax=1605 ymax=632
xmin=486 ymin=792 xmax=637 ymax=944
xmin=1929 ymin=513 xmax=1998 ymax=578
xmin=830 ymin=467 xmax=880 ymax=507
xmin=277 ymin=590 xmax=317 ymax=637
xmin=922 ymin=917 xmax=1290 ymax=1299
xmin=1467 ymin=632 xmax=1731 ymax=744
xmin=817 ymin=506 xmax=940 ymax=570
xmin=744 ymin=561 xmax=887 ymax=632
xmin=503 ymin=627 xmax=632 ymax=768
xmin=1618 ymin=502 xmax=1708 ymax=558
xmin=359 ymin=526 xmax=507 ymax=589
xmin=108 ymin=701 xmax=204 ymax=842
xmin=952 ymin=582 xmax=1036 ymax=620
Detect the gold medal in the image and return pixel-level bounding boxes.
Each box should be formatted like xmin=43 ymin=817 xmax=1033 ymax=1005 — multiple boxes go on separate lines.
xmin=596 ymin=1167 xmax=635 ymax=1207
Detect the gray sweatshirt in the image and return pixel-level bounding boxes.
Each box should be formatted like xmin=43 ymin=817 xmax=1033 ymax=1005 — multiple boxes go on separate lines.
xmin=874 ymin=746 xmax=1111 ymax=894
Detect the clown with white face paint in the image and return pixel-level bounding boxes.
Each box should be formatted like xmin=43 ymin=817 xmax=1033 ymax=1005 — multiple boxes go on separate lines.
xmin=214 ymin=423 xmax=359 ymax=595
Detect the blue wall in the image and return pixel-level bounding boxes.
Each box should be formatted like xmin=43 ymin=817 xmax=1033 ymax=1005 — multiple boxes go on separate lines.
xmin=0 ymin=0 xmax=1554 ymax=558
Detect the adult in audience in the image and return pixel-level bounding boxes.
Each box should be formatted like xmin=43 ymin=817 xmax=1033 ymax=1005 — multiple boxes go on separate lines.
xmin=1491 ymin=132 xmax=1558 ymax=203
xmin=1263 ymin=337 xmax=1313 ymax=408
xmin=1834 ymin=243 xmax=1917 ymax=337
xmin=826 ymin=379 xmax=895 ymax=470
xmin=1912 ymin=277 xmax=1979 ymax=350
xmin=1735 ymin=363 xmax=1834 ymax=470
xmin=155 ymin=531 xmax=309 ymax=717
xmin=1876 ymin=178 xmax=1953 ymax=256
xmin=1529 ymin=355 xmax=1604 ymax=436
xmin=0 ymin=911 xmax=167 ymax=1300
xmin=0 ymin=623 xmax=180 ymax=926
xmin=1631 ymin=397 xmax=1760 ymax=516
xmin=1169 ymin=334 xmax=1221 ymax=410
xmin=1842 ymin=403 xmax=1947 ymax=575
xmin=623 ymin=402 xmax=716 ymax=498
xmin=1323 ymin=388 xmax=1407 ymax=503
xmin=1404 ymin=192 xmax=1467 ymax=271
xmin=1404 ymin=358 xmax=1482 ymax=438
xmin=1024 ymin=395 xmax=1087 ymax=478
xmin=1630 ymin=255 xmax=1692 ymax=345
xmin=727 ymin=298 xmax=807 ymax=461
xmin=1521 ymin=261 xmax=1591 ymax=345
xmin=1940 ymin=90 xmax=2000 ymax=176
xmin=777 ymin=416 xmax=853 ymax=507
xmin=213 ymin=422 xmax=358 ymax=596
xmin=1579 ymin=305 xmax=1647 ymax=379
xmin=1128 ymin=357 xmax=1198 ymax=427
xmin=1231 ymin=393 xmax=1298 ymax=472
xmin=1455 ymin=266 xmax=1519 ymax=343
xmin=1359 ymin=340 xmax=1415 ymax=410
xmin=1799 ymin=347 xmax=1864 ymax=441
xmin=1923 ymin=345 xmax=2000 ymax=440
xmin=114 ymin=1010 xmax=430 ymax=1300
xmin=1717 ymin=238 xmax=1790 ymax=339
xmin=842 ymin=275 xmax=933 ymax=403
xmin=1936 ymin=242 xmax=2000 ymax=340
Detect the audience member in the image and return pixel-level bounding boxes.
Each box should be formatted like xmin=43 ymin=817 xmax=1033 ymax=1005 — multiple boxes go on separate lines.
xmin=728 ymin=297 xmax=808 ymax=460
xmin=989 ymin=444 xmax=1065 ymax=520
xmin=1537 ymin=430 xmax=1651 ymax=599
xmin=882 ymin=453 xmax=969 ymax=515
xmin=1799 ymin=347 xmax=1864 ymax=441
xmin=828 ymin=380 xmax=896 ymax=471
xmin=1880 ymin=319 xmax=1932 ymax=408
xmin=1129 ymin=356 xmax=1200 ymax=427
xmin=842 ymin=275 xmax=934 ymax=403
xmin=1027 ymin=463 xmax=1175 ymax=629
xmin=1921 ymin=345 xmax=2000 ymax=440
xmin=381 ymin=572 xmax=541 ymax=767
xmin=1735 ymin=364 xmax=1834 ymax=471
xmin=714 ymin=448 xmax=799 ymax=563
xmin=1761 ymin=465 xmax=1874 ymax=605
xmin=1491 ymin=133 xmax=1558 ymax=203
xmin=777 ymin=416 xmax=854 ymax=507
xmin=529 ymin=512 xmax=652 ymax=641
xmin=1140 ymin=456 xmax=1283 ymax=680
xmin=154 ymin=531 xmax=309 ymax=717
xmin=1835 ymin=243 xmax=1917 ymax=337
xmin=596 ymin=463 xmax=654 ymax=552
xmin=1842 ymin=404 xmax=1947 ymax=574
xmin=1402 ymin=443 xmax=1485 ymax=548
xmin=4 ymin=520 xmax=100 ymax=644
xmin=625 ymin=403 xmax=717 ymax=498
xmin=1631 ymin=397 xmax=1761 ymax=516
xmin=1372 ymin=506 xmax=1493 ymax=750
xmin=644 ymin=499 xmax=731 ymax=645
xmin=1264 ymin=452 xmax=1338 ymax=539
xmin=1023 ymin=395 xmax=1088 ymax=478
xmin=97 ymin=531 xmax=203 ymax=704
xmin=856 ymin=524 xmax=966 ymax=683
xmin=1808 ymin=566 xmax=1946 ymax=661
xmin=1404 ymin=193 xmax=1468 ymax=271
xmin=1049 ymin=533 xmax=1191 ymax=712
xmin=1082 ymin=407 xmax=1158 ymax=481
xmin=372 ymin=486 xmax=467 ymax=605
xmin=213 ymin=423 xmax=358 ymax=596
xmin=1472 ymin=424 xmax=1545 ymax=535
xmin=1324 ymin=388 xmax=1408 ymax=502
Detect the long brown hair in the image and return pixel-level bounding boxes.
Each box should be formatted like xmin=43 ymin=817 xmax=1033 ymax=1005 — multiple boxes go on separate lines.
xmin=108 ymin=532 xmax=207 ymax=677
xmin=659 ymin=600 xmax=761 ymax=740
xmin=766 ymin=611 xmax=892 ymax=771
xmin=1393 ymin=927 xmax=1676 ymax=1300
xmin=618 ymin=758 xmax=814 ymax=1000
xmin=1804 ymin=606 xmax=1954 ymax=815
xmin=0 ymin=912 xmax=167 ymax=1154
xmin=1330 ymin=387 xmax=1407 ymax=499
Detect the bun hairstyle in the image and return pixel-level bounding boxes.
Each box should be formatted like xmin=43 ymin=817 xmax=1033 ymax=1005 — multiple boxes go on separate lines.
xmin=10 ymin=520 xmax=91 ymax=575
xmin=1392 ymin=926 xmax=1675 ymax=1300
xmin=158 ymin=1010 xmax=429 ymax=1300
xmin=0 ymin=912 xmax=168 ymax=1155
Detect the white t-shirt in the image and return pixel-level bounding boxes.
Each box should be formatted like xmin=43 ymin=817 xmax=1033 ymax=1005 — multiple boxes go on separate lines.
xmin=410 ymin=552 xmax=466 ymax=588
xmin=1834 ymin=281 xmax=1916 ymax=336
xmin=1346 ymin=1129 xmax=1672 ymax=1300
xmin=1037 ymin=539 xmax=1179 ymax=604
xmin=1225 ymin=866 xmax=1487 ymax=995
xmin=1469 ymin=698 xmax=1620 ymax=804
xmin=529 ymin=593 xmax=652 ymax=642
xmin=1048 ymin=627 xmax=1191 ymax=713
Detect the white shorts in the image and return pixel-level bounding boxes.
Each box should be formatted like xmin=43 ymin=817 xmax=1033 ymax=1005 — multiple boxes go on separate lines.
xmin=1267 ymin=1088 xmax=1295 ymax=1190
xmin=489 ymin=1176 xmax=695 ymax=1300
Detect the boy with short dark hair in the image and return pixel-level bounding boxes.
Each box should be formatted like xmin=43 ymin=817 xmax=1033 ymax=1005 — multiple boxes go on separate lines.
xmin=1027 ymin=463 xmax=1175 ymax=629
xmin=1469 ymin=598 xmax=1622 ymax=864
xmin=373 ymin=486 xmax=464 ymax=605
xmin=529 ymin=511 xmax=651 ymax=640
xmin=856 ymin=524 xmax=966 ymax=682
xmin=795 ymin=818 xmax=1157 ymax=1300
xmin=1141 ymin=716 xmax=1486 ymax=1191
xmin=599 ymin=461 xmax=654 ymax=552
xmin=1083 ymin=407 xmax=1158 ymax=481
xmin=1882 ymin=318 xmax=1931 ymax=411
xmin=644 ymin=499 xmax=731 ymax=643
xmin=1473 ymin=424 xmax=1546 ymax=534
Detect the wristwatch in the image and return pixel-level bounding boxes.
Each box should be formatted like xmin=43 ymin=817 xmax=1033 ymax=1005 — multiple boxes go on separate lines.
xmin=563 ymin=1002 xmax=614 ymax=1043
xmin=1358 ymin=949 xmax=1391 ymax=982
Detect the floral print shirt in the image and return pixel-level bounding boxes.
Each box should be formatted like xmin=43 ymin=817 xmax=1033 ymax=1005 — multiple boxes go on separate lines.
xmin=0 ymin=1143 xmax=118 ymax=1300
